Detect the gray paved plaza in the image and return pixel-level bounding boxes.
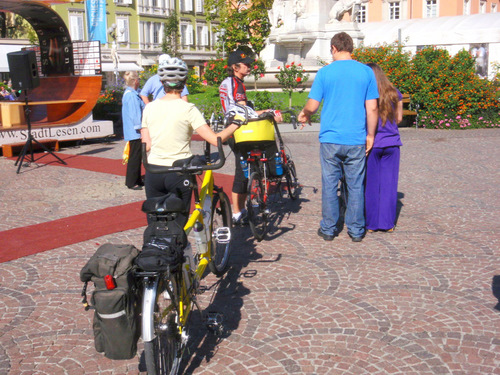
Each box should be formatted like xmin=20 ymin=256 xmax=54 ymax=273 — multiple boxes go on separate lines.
xmin=0 ymin=127 xmax=499 ymax=374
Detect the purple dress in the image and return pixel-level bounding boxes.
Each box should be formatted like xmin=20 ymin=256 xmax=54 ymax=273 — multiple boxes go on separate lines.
xmin=365 ymin=90 xmax=403 ymax=231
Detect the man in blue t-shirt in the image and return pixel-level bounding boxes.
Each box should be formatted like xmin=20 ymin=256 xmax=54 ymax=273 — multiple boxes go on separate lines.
xmin=298 ymin=32 xmax=379 ymax=242
xmin=140 ymin=54 xmax=189 ymax=104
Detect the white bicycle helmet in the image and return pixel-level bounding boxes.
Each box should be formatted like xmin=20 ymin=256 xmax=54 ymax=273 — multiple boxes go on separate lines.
xmin=157 ymin=54 xmax=188 ymax=86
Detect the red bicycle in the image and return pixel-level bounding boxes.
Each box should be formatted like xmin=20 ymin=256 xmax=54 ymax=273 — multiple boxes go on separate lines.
xmin=234 ymin=109 xmax=299 ymax=241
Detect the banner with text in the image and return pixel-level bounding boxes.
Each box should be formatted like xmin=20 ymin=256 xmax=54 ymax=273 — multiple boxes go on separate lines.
xmin=86 ymin=0 xmax=107 ymax=44
xmin=0 ymin=119 xmax=113 ymax=146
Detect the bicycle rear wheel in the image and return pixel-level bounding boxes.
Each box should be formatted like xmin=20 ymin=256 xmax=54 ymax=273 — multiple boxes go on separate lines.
xmin=143 ymin=277 xmax=182 ymax=375
xmin=246 ymin=171 xmax=268 ymax=241
xmin=209 ymin=191 xmax=232 ymax=277
xmin=285 ymin=159 xmax=299 ymax=200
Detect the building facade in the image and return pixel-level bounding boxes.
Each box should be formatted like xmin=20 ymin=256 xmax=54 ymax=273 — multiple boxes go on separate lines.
xmin=51 ymin=0 xmax=221 ymax=76
xmin=356 ymin=0 xmax=498 ymax=23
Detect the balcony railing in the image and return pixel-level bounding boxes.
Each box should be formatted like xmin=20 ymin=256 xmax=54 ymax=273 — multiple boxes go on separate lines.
xmin=138 ymin=5 xmax=172 ymax=16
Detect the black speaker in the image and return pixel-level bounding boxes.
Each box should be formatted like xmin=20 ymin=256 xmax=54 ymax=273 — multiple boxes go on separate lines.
xmin=7 ymin=50 xmax=40 ymax=90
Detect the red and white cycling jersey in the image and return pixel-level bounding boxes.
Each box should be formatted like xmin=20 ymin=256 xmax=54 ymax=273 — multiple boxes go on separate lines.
xmin=219 ymin=76 xmax=247 ymax=114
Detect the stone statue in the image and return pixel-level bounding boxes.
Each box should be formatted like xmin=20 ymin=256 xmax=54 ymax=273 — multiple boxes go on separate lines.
xmin=111 ymin=41 xmax=119 ymax=71
xmin=269 ymin=0 xmax=285 ymax=29
xmin=293 ymin=0 xmax=306 ymax=18
xmin=328 ymin=0 xmax=368 ymax=23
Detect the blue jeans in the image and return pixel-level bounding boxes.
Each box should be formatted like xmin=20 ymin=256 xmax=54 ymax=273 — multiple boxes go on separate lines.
xmin=320 ymin=143 xmax=366 ymax=238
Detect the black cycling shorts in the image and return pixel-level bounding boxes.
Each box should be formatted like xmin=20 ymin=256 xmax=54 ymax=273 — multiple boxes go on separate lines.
xmin=231 ymin=140 xmax=279 ymax=194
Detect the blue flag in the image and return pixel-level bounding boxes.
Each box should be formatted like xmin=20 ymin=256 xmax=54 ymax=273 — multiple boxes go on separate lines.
xmin=86 ymin=0 xmax=107 ymax=44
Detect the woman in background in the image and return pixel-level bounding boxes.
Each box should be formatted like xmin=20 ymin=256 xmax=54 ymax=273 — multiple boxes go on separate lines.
xmin=122 ymin=71 xmax=145 ymax=190
xmin=365 ymin=63 xmax=403 ymax=232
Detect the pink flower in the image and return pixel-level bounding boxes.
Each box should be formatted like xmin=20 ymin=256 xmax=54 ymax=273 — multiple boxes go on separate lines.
xmin=203 ymin=62 xmax=207 ymax=67
xmin=202 ymin=80 xmax=207 ymax=85
xmin=260 ymin=73 xmax=264 ymax=77
xmin=254 ymin=65 xmax=258 ymax=70
xmin=479 ymin=117 xmax=483 ymax=120
xmin=278 ymin=66 xmax=281 ymax=69
xmin=456 ymin=115 xmax=461 ymax=119
xmin=445 ymin=123 xmax=450 ymax=127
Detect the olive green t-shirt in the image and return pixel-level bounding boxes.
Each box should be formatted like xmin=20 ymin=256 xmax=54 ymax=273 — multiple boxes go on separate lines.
xmin=142 ymin=98 xmax=206 ymax=166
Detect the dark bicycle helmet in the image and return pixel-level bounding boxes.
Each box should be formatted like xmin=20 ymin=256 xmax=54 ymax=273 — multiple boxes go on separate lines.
xmin=157 ymin=54 xmax=188 ymax=86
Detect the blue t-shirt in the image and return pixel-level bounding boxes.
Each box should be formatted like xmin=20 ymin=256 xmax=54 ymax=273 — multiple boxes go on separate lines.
xmin=140 ymin=74 xmax=189 ymax=100
xmin=122 ymin=86 xmax=145 ymax=141
xmin=309 ymin=60 xmax=379 ymax=145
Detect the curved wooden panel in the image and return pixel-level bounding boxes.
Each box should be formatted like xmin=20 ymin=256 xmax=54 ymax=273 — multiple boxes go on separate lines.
xmin=18 ymin=75 xmax=102 ymax=126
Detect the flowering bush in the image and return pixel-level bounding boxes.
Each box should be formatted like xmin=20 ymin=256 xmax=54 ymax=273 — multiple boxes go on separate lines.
xmin=353 ymin=44 xmax=500 ymax=129
xmin=410 ymin=47 xmax=498 ymax=119
xmin=203 ymin=58 xmax=227 ymax=86
xmin=275 ymin=62 xmax=309 ymax=107
xmin=353 ymin=43 xmax=412 ymax=93
xmin=250 ymin=58 xmax=266 ymax=89
xmin=419 ymin=113 xmax=500 ymax=129
xmin=186 ymin=69 xmax=204 ymax=94
xmin=93 ymin=79 xmax=125 ymax=124
xmin=140 ymin=64 xmax=157 ymax=87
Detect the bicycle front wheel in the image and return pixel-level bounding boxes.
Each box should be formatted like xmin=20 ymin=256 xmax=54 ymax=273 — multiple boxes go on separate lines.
xmin=246 ymin=171 xmax=268 ymax=241
xmin=143 ymin=277 xmax=182 ymax=375
xmin=209 ymin=190 xmax=232 ymax=277
xmin=285 ymin=159 xmax=299 ymax=200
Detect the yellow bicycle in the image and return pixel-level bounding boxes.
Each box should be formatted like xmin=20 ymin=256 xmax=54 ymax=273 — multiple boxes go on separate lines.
xmin=137 ymin=137 xmax=232 ymax=375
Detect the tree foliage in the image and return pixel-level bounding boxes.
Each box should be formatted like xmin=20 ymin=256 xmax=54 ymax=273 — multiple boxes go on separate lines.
xmin=0 ymin=13 xmax=37 ymax=44
xmin=162 ymin=13 xmax=181 ymax=57
xmin=204 ymin=0 xmax=273 ymax=56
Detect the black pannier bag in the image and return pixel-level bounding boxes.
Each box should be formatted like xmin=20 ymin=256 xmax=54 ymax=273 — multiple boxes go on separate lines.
xmin=135 ymin=193 xmax=188 ymax=273
xmin=80 ymin=243 xmax=140 ymax=360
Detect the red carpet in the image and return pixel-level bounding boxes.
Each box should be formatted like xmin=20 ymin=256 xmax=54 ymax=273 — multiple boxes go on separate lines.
xmin=1 ymin=151 xmax=235 ymax=263
xmin=0 ymin=202 xmax=144 ymax=263
xmin=10 ymin=152 xmax=130 ymax=176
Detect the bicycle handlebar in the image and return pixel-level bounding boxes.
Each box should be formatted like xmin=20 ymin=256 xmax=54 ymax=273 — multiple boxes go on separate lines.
xmin=142 ymin=137 xmax=226 ymax=174
xmin=280 ymin=109 xmax=298 ymax=130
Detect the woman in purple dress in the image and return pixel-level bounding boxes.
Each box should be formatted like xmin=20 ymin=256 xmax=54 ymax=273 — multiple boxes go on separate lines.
xmin=365 ymin=63 xmax=403 ymax=232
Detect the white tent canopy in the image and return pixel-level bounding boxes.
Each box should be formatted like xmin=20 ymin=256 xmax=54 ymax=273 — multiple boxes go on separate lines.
xmin=358 ymin=13 xmax=500 ymax=78
xmin=359 ymin=13 xmax=500 ymax=47
xmin=0 ymin=42 xmax=30 ymax=73
xmin=101 ymin=62 xmax=142 ymax=72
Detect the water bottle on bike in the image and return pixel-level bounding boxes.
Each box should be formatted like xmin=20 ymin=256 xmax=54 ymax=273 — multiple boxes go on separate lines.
xmin=275 ymin=153 xmax=283 ymax=176
xmin=240 ymin=156 xmax=249 ymax=178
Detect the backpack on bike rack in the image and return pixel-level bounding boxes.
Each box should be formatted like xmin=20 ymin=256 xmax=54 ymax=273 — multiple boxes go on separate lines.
xmin=80 ymin=243 xmax=140 ymax=360
xmin=135 ymin=193 xmax=188 ymax=273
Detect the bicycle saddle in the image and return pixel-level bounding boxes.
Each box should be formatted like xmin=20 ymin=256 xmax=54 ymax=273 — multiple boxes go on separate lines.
xmin=142 ymin=193 xmax=186 ymax=214
xmin=172 ymin=155 xmax=206 ymax=168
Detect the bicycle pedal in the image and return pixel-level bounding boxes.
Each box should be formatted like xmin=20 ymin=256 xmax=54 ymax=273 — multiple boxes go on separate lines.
xmin=205 ymin=312 xmax=224 ymax=336
xmin=213 ymin=227 xmax=231 ymax=244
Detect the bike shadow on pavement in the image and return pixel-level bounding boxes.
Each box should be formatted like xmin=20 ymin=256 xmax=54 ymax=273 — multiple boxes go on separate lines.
xmin=262 ymin=187 xmax=311 ymax=241
xmin=176 ymin=226 xmax=263 ymax=373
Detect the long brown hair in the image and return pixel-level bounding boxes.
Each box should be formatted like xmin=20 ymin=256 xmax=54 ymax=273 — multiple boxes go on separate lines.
xmin=367 ymin=63 xmax=399 ymax=126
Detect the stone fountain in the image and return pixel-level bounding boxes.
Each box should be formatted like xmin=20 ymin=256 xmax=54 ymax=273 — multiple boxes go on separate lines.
xmin=261 ymin=0 xmax=367 ymax=70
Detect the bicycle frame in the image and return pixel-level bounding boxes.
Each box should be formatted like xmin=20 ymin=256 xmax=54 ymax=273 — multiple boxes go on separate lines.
xmin=177 ymin=168 xmax=215 ymax=328
xmin=140 ymin=138 xmax=225 ymax=341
